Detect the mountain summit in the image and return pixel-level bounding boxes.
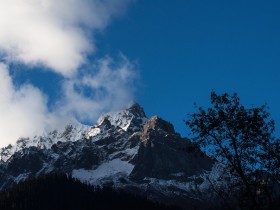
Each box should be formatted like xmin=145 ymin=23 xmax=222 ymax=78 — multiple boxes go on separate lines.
xmin=0 ymin=103 xmax=218 ymax=208
xmin=95 ymin=103 xmax=147 ymax=133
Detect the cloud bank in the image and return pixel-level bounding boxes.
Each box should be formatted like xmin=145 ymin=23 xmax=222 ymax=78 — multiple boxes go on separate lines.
xmin=0 ymin=0 xmax=137 ymax=147
xmin=0 ymin=0 xmax=131 ymax=77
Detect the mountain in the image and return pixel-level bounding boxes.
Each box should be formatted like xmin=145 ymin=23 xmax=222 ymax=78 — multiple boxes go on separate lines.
xmin=0 ymin=103 xmax=221 ymax=209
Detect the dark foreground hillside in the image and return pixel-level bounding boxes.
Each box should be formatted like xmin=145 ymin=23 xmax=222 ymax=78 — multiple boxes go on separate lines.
xmin=0 ymin=174 xmax=179 ymax=210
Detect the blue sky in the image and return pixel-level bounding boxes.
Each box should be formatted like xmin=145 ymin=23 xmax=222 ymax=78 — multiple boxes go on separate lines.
xmin=0 ymin=0 xmax=279 ymax=145
xmin=96 ymin=0 xmax=280 ymax=136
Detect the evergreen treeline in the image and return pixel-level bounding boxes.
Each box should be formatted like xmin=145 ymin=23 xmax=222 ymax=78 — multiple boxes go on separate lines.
xmin=0 ymin=174 xmax=179 ymax=210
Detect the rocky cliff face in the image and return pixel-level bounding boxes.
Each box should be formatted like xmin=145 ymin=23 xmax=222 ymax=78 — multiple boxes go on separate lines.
xmin=0 ymin=103 xmax=221 ymax=208
xmin=130 ymin=116 xmax=213 ymax=181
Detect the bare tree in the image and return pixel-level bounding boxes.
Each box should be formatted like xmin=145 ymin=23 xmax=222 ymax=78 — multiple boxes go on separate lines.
xmin=185 ymin=92 xmax=279 ymax=209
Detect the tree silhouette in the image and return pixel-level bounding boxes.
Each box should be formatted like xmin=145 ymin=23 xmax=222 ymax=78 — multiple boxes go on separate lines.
xmin=185 ymin=91 xmax=280 ymax=209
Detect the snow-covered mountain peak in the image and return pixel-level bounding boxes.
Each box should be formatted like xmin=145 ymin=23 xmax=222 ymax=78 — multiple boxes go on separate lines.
xmin=0 ymin=122 xmax=90 ymax=162
xmin=96 ymin=103 xmax=147 ymax=132
xmin=0 ymin=104 xmax=147 ymax=162
xmin=0 ymin=103 xmax=223 ymax=209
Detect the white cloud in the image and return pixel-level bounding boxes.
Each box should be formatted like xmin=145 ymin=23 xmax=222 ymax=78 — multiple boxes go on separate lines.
xmin=0 ymin=0 xmax=131 ymax=77
xmin=0 ymin=64 xmax=65 ymax=147
xmin=58 ymin=56 xmax=138 ymax=122
xmin=0 ymin=1 xmax=138 ymax=147
xmin=0 ymin=56 xmax=137 ymax=147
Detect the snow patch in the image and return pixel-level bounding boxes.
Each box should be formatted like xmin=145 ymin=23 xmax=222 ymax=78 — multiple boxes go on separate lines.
xmin=86 ymin=128 xmax=101 ymax=139
xmin=72 ymin=159 xmax=134 ymax=184
xmin=144 ymin=177 xmax=194 ymax=192
xmin=14 ymin=173 xmax=30 ymax=184
xmin=124 ymin=146 xmax=139 ymax=156
xmin=188 ymin=162 xmax=226 ymax=190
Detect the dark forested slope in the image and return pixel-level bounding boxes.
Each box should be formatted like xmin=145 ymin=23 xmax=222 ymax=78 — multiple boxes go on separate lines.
xmin=0 ymin=174 xmax=179 ymax=210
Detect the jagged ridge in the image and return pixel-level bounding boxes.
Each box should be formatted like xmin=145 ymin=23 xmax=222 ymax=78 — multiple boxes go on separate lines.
xmin=0 ymin=103 xmax=219 ymax=209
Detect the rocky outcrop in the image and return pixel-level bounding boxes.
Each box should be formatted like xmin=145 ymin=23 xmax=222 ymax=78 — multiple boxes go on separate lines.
xmin=130 ymin=116 xmax=213 ymax=181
